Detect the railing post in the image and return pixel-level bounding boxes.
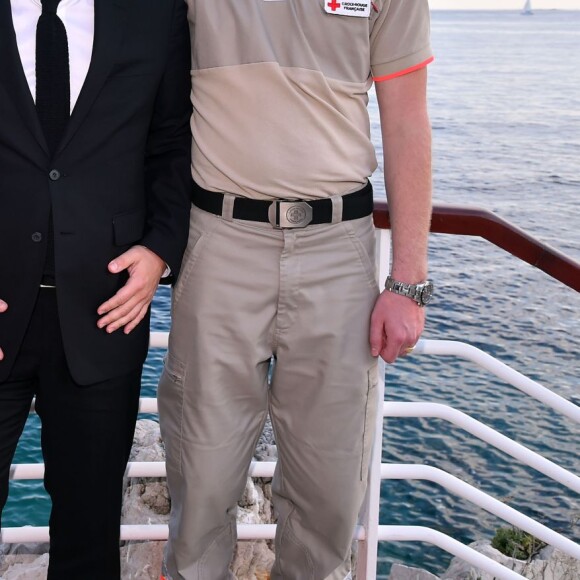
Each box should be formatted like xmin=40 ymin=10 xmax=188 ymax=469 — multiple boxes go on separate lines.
xmin=356 ymin=228 xmax=390 ymax=579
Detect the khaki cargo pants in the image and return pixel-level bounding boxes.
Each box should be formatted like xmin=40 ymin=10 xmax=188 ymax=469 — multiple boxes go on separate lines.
xmin=158 ymin=203 xmax=379 ymax=580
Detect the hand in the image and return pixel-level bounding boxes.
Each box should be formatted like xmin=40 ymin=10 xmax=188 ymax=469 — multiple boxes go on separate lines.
xmin=369 ymin=290 xmax=425 ymax=364
xmin=0 ymin=299 xmax=6 ymax=360
xmin=97 ymin=246 xmax=165 ymax=335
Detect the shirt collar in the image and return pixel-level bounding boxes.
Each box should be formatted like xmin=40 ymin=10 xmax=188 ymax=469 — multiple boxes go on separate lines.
xmin=26 ymin=0 xmax=82 ymax=8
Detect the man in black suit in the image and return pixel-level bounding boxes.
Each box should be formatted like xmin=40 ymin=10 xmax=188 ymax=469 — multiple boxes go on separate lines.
xmin=0 ymin=0 xmax=192 ymax=577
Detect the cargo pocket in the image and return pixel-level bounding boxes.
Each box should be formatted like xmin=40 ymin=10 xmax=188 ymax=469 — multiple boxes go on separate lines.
xmin=361 ymin=365 xmax=379 ymax=481
xmin=158 ymin=351 xmax=186 ymax=475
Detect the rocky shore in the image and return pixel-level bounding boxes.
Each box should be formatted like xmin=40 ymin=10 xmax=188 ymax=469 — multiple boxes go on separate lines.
xmin=387 ymin=541 xmax=580 ymax=580
xmin=1 ymin=420 xmax=578 ymax=579
xmin=1 ymin=419 xmax=277 ymax=580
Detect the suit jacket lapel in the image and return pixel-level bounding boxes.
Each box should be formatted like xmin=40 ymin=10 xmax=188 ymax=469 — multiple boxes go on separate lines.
xmin=56 ymin=0 xmax=132 ymax=156
xmin=0 ymin=0 xmax=49 ymax=156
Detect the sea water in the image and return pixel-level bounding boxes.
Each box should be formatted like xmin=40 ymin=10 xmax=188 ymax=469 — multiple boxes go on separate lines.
xmin=5 ymin=10 xmax=579 ymax=578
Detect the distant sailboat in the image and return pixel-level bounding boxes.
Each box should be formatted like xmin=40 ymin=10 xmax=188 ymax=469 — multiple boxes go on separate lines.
xmin=522 ymin=0 xmax=533 ymax=15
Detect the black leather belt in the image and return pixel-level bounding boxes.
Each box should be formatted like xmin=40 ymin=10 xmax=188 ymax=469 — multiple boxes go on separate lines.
xmin=191 ymin=181 xmax=374 ymax=229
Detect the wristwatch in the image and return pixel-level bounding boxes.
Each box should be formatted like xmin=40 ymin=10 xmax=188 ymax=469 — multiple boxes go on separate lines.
xmin=384 ymin=276 xmax=434 ymax=307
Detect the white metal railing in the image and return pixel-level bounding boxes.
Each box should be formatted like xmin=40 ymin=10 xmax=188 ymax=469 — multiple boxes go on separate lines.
xmin=384 ymin=402 xmax=580 ymax=493
xmin=7 ymin=350 xmax=579 ymax=580
xmin=4 ymin=230 xmax=580 ymax=580
xmin=0 ymin=524 xmax=528 ymax=580
xmin=376 ymin=526 xmax=525 ymax=580
xmin=413 ymin=339 xmax=580 ymax=424
xmin=382 ymin=464 xmax=580 ymax=560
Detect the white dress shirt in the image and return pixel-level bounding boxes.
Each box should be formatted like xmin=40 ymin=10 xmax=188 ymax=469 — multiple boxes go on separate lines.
xmin=10 ymin=0 xmax=95 ymax=113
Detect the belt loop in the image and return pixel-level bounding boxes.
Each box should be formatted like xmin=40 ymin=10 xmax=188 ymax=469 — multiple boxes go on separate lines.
xmin=222 ymin=194 xmax=235 ymax=222
xmin=331 ymin=195 xmax=343 ymax=225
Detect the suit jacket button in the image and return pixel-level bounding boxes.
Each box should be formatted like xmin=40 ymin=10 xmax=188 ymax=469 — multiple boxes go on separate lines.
xmin=32 ymin=232 xmax=43 ymax=242
xmin=49 ymin=169 xmax=61 ymax=181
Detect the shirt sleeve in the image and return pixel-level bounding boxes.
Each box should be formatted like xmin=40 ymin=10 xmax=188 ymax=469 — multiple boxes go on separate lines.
xmin=370 ymin=0 xmax=433 ymax=82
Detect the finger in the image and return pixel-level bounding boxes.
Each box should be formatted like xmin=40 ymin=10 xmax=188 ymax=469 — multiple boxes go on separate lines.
xmin=105 ymin=301 xmax=147 ymax=334
xmin=381 ymin=331 xmax=406 ymax=364
xmin=398 ymin=343 xmax=417 ymax=358
xmin=380 ymin=344 xmax=397 ymax=365
xmin=369 ymin=327 xmax=383 ymax=358
xmin=97 ymin=276 xmax=145 ymax=315
xmin=0 ymin=347 xmax=4 ymax=361
xmin=124 ymin=303 xmax=149 ymax=335
xmin=98 ymin=295 xmax=142 ymax=328
xmin=369 ymin=314 xmax=385 ymax=358
xmin=108 ymin=247 xmax=139 ymax=275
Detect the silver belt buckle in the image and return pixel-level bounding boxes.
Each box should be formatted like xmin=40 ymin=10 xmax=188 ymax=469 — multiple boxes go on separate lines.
xmin=268 ymin=201 xmax=313 ymax=229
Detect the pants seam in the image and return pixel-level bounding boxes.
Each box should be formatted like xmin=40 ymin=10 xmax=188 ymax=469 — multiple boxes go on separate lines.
xmin=360 ymin=369 xmax=372 ymax=481
xmin=177 ymin=371 xmax=186 ymax=475
xmin=283 ymin=508 xmax=316 ymax=579
xmin=198 ymin=519 xmax=235 ymax=579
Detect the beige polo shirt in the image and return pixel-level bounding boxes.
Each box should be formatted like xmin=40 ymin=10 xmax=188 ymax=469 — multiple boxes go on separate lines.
xmin=187 ymin=0 xmax=433 ymax=201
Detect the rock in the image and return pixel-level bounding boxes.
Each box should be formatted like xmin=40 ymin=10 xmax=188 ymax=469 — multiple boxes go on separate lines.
xmin=536 ymin=545 xmax=555 ymax=561
xmin=131 ymin=420 xmax=165 ymax=460
xmin=120 ymin=541 xmax=166 ymax=580
xmin=442 ymin=540 xmax=580 ymax=580
xmin=254 ymin=417 xmax=278 ymax=463
xmin=232 ymin=541 xmax=275 ymax=580
xmin=534 ymin=549 xmax=580 ymax=580
xmin=1 ymin=553 xmax=48 ymax=579
xmin=389 ymin=563 xmax=440 ymax=579
xmin=0 ymin=542 xmax=50 ymax=578
xmin=0 ymin=543 xmax=49 ymax=558
xmin=254 ymin=443 xmax=278 ymax=463
xmin=121 ymin=419 xmax=171 ymax=524
xmin=232 ymin=477 xmax=275 ymax=577
xmin=0 ymin=419 xmax=279 ymax=579
xmin=120 ymin=419 xmax=171 ymax=578
xmin=122 ymin=478 xmax=170 ymax=523
xmin=233 ymin=416 xmax=277 ymax=578
xmin=120 ymin=419 xmax=277 ymax=579
xmin=442 ymin=540 xmax=514 ymax=579
xmin=238 ymin=478 xmax=273 ymax=525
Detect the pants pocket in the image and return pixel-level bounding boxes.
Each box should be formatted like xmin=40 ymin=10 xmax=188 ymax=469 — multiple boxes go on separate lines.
xmin=342 ymin=217 xmax=379 ymax=291
xmin=172 ymin=209 xmax=221 ymax=307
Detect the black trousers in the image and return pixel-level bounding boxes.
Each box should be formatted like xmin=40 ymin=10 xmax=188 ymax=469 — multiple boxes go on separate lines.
xmin=0 ymin=289 xmax=141 ymax=579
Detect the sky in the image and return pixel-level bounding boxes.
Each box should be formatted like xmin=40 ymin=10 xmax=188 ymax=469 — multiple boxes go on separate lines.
xmin=429 ymin=0 xmax=580 ymax=9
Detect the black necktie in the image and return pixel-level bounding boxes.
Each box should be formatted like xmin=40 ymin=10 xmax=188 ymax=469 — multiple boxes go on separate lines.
xmin=36 ymin=0 xmax=70 ymax=154
xmin=36 ymin=0 xmax=70 ymax=285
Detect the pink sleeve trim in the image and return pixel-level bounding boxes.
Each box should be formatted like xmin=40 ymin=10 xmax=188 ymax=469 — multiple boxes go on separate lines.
xmin=373 ymin=56 xmax=434 ymax=83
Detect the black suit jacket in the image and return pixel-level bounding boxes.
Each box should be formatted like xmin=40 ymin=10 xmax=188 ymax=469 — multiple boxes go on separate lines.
xmin=0 ymin=0 xmax=192 ymax=384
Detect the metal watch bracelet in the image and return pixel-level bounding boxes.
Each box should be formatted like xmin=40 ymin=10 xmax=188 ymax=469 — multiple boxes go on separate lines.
xmin=384 ymin=276 xmax=434 ymax=307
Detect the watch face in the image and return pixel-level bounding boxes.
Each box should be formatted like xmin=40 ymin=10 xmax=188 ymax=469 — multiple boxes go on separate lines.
xmin=421 ymin=282 xmax=434 ymax=305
